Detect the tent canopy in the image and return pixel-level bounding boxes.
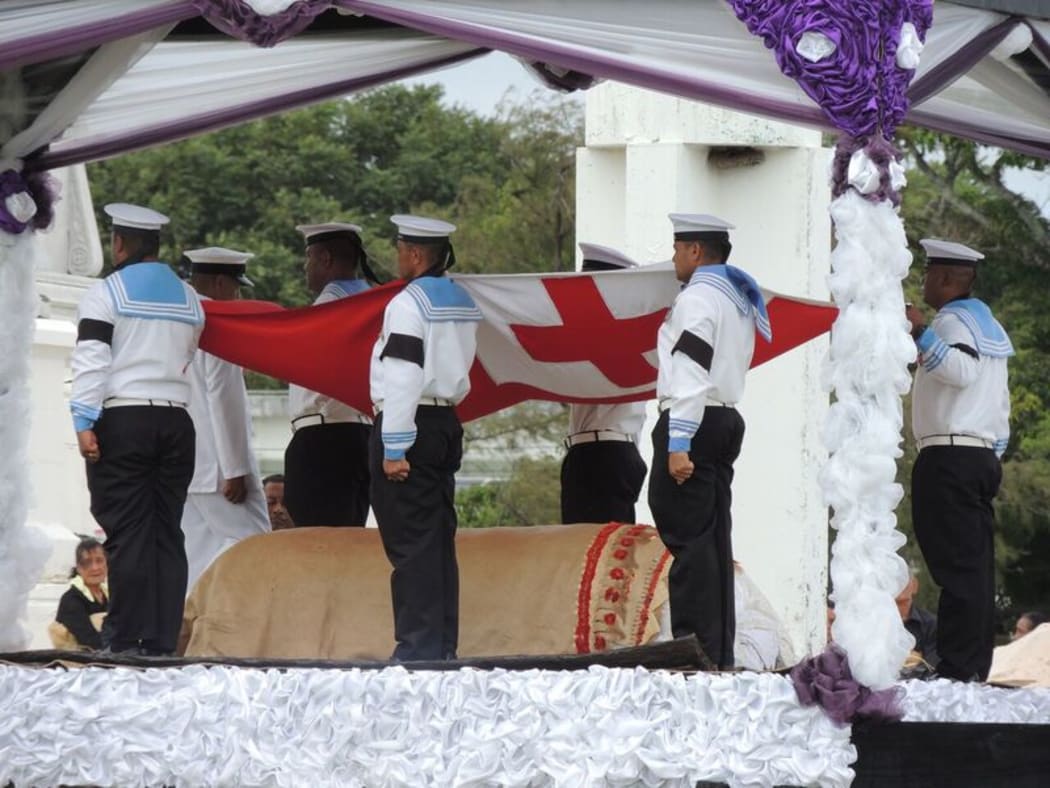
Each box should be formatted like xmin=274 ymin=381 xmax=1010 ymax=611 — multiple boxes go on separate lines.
xmin=1 ymin=0 xmax=1049 ymax=169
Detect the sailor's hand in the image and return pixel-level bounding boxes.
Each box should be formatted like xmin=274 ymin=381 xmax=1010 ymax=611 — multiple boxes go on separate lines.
xmin=384 ymin=458 xmax=410 ymax=482
xmin=77 ymin=430 xmax=101 ymax=463
xmin=905 ymin=304 xmax=926 ymax=338
xmin=668 ymin=451 xmax=694 ymax=484
xmin=223 ymin=475 xmax=248 ymax=504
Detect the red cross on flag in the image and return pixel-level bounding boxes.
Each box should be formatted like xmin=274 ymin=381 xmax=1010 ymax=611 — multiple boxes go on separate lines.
xmin=200 ymin=267 xmax=837 ymax=422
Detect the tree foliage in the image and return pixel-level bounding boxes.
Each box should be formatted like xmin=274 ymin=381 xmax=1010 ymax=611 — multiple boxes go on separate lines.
xmin=88 ymin=84 xmax=581 ymax=295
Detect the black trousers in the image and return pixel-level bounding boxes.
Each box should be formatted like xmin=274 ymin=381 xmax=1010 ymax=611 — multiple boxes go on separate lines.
xmin=285 ymin=422 xmax=371 ymax=527
xmin=912 ymin=446 xmax=1001 ymax=681
xmin=648 ymin=407 xmax=744 ymax=669
xmin=560 ymin=440 xmax=647 ymax=524
xmin=85 ymin=406 xmax=195 ymax=653
xmin=369 ymin=406 xmax=462 ymax=661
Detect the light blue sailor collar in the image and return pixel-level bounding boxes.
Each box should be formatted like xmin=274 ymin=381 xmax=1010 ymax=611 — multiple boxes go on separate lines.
xmin=324 ymin=279 xmax=370 ymax=298
xmin=939 ymin=298 xmax=1013 ymax=358
xmin=687 ymin=264 xmax=771 ymax=341
xmin=405 ymin=275 xmax=482 ymax=323
xmin=106 ymin=261 xmax=203 ymax=325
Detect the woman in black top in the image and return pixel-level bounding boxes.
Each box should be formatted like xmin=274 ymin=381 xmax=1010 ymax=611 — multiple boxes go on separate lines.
xmin=55 ymin=538 xmax=109 ymax=650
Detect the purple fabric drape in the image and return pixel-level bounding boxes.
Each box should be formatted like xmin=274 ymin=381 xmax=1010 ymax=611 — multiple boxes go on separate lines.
xmin=338 ymin=0 xmax=833 ymax=129
xmin=0 ymin=1 xmax=196 ymax=72
xmin=908 ymin=17 xmax=1018 ymax=106
xmin=192 ymin=0 xmax=332 ymax=48
xmin=790 ymin=645 xmax=904 ymax=727
xmin=32 ymin=48 xmax=485 ymax=171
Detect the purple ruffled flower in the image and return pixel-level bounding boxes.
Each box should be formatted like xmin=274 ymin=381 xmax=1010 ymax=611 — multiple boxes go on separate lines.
xmin=728 ymin=0 xmax=933 ymax=138
xmin=830 ymin=133 xmax=905 ymax=206
xmin=0 ymin=167 xmax=59 ymax=235
xmin=790 ymin=644 xmax=903 ymax=726
xmin=193 ymin=0 xmax=331 ymax=48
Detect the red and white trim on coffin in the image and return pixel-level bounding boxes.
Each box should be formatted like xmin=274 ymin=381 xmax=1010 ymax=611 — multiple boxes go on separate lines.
xmin=575 ymin=523 xmax=671 ymax=654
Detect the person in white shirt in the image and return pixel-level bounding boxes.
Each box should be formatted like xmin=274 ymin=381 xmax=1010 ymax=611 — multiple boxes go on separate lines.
xmin=561 ymin=243 xmax=648 ymax=524
xmin=648 ymin=213 xmax=770 ymax=670
xmin=906 ymin=238 xmax=1012 ymax=682
xmin=285 ymin=222 xmax=376 ymax=527
xmin=70 ymin=203 xmax=204 ymax=656
xmin=369 ymin=214 xmax=481 ymax=661
xmin=180 ymin=247 xmax=271 ymax=592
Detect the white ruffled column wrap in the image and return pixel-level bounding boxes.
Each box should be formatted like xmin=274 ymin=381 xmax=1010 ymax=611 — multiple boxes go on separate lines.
xmin=822 ymin=188 xmax=916 ymax=689
xmin=0 ymin=233 xmax=52 ymax=650
xmin=0 ymin=665 xmax=857 ymax=788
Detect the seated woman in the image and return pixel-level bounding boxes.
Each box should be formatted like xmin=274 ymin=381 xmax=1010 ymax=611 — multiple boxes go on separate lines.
xmin=52 ymin=538 xmax=109 ymax=650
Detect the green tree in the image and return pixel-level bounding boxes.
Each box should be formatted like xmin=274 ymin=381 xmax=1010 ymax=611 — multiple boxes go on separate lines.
xmin=896 ymin=128 xmax=1050 ymax=618
xmin=88 ymin=84 xmax=582 ymax=300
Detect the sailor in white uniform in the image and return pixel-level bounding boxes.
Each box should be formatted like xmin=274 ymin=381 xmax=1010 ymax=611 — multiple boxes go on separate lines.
xmin=285 ymin=222 xmax=376 ymax=527
xmin=561 ymin=243 xmax=648 ymax=524
xmin=648 ymin=213 xmax=771 ymax=670
xmin=369 ymin=214 xmax=481 ymax=661
xmin=70 ymin=203 xmax=204 ymax=655
xmin=180 ymin=247 xmax=271 ymax=592
xmin=906 ymin=238 xmax=1012 ymax=682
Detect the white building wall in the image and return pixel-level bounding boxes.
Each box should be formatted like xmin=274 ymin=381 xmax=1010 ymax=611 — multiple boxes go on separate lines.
xmin=577 ymin=82 xmax=831 ymax=657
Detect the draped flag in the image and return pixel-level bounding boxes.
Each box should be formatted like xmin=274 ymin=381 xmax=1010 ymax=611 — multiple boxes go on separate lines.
xmin=201 ymin=267 xmax=837 ymax=422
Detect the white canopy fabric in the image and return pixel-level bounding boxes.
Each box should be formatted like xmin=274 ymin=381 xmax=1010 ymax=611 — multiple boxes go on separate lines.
xmin=39 ymin=32 xmax=484 ymax=166
xmin=0 ymin=0 xmax=1048 ymax=170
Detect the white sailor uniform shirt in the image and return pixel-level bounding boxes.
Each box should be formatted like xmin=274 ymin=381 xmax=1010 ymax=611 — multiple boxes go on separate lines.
xmin=567 ymin=402 xmax=647 ymax=446
xmin=656 ymin=266 xmax=760 ymax=453
xmin=186 ymin=297 xmax=256 ymax=493
xmin=912 ymin=299 xmax=1011 ymax=456
xmin=288 ymin=279 xmax=372 ymax=426
xmin=70 ymin=262 xmax=204 ymax=432
xmin=369 ymin=275 xmax=482 ymax=460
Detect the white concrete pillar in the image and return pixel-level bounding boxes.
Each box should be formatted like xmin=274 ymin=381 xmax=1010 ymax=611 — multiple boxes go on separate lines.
xmin=576 ymin=82 xmax=832 ymax=657
xmin=29 ymin=319 xmax=98 ymax=562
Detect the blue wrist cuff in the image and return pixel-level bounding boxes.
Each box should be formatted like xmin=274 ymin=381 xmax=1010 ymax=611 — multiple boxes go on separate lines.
xmin=668 ymin=437 xmax=692 ymax=453
xmin=916 ymin=327 xmax=937 ymax=353
xmin=73 ymin=415 xmax=95 ymax=433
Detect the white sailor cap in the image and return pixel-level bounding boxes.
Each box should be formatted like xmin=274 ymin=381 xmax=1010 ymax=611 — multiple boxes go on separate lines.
xmin=669 ymin=213 xmax=735 ymax=241
xmin=391 ymin=214 xmax=456 ymax=244
xmin=296 ymin=222 xmax=363 ymax=246
xmin=579 ymin=242 xmax=639 ymax=271
xmin=104 ymin=203 xmax=169 ymax=232
xmin=920 ymin=238 xmax=985 ymax=267
xmin=184 ymin=246 xmax=254 ymax=286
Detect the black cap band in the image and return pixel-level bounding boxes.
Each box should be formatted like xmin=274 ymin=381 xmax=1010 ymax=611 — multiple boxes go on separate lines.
xmin=582 ymin=260 xmax=625 ymax=272
xmin=674 ymin=231 xmax=730 ymax=242
xmin=112 ymin=224 xmax=160 ymax=238
xmin=190 ymin=262 xmax=246 ymax=277
xmin=306 ymin=230 xmax=362 ymax=245
xmin=398 ymin=233 xmax=450 ymax=245
xmin=926 ymin=256 xmax=978 ymax=267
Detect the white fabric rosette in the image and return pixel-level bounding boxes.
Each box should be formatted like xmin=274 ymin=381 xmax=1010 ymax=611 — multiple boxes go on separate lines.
xmin=896 ymin=23 xmax=923 ymax=70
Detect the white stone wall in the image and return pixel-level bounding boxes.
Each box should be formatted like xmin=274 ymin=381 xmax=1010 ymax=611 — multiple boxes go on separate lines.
xmin=577 ymin=82 xmax=831 ymax=657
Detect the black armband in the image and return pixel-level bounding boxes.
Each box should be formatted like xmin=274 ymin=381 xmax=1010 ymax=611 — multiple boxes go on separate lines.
xmin=671 ymin=330 xmax=713 ymax=371
xmin=77 ymin=319 xmax=114 ymax=345
xmin=380 ymin=332 xmax=424 ymax=367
